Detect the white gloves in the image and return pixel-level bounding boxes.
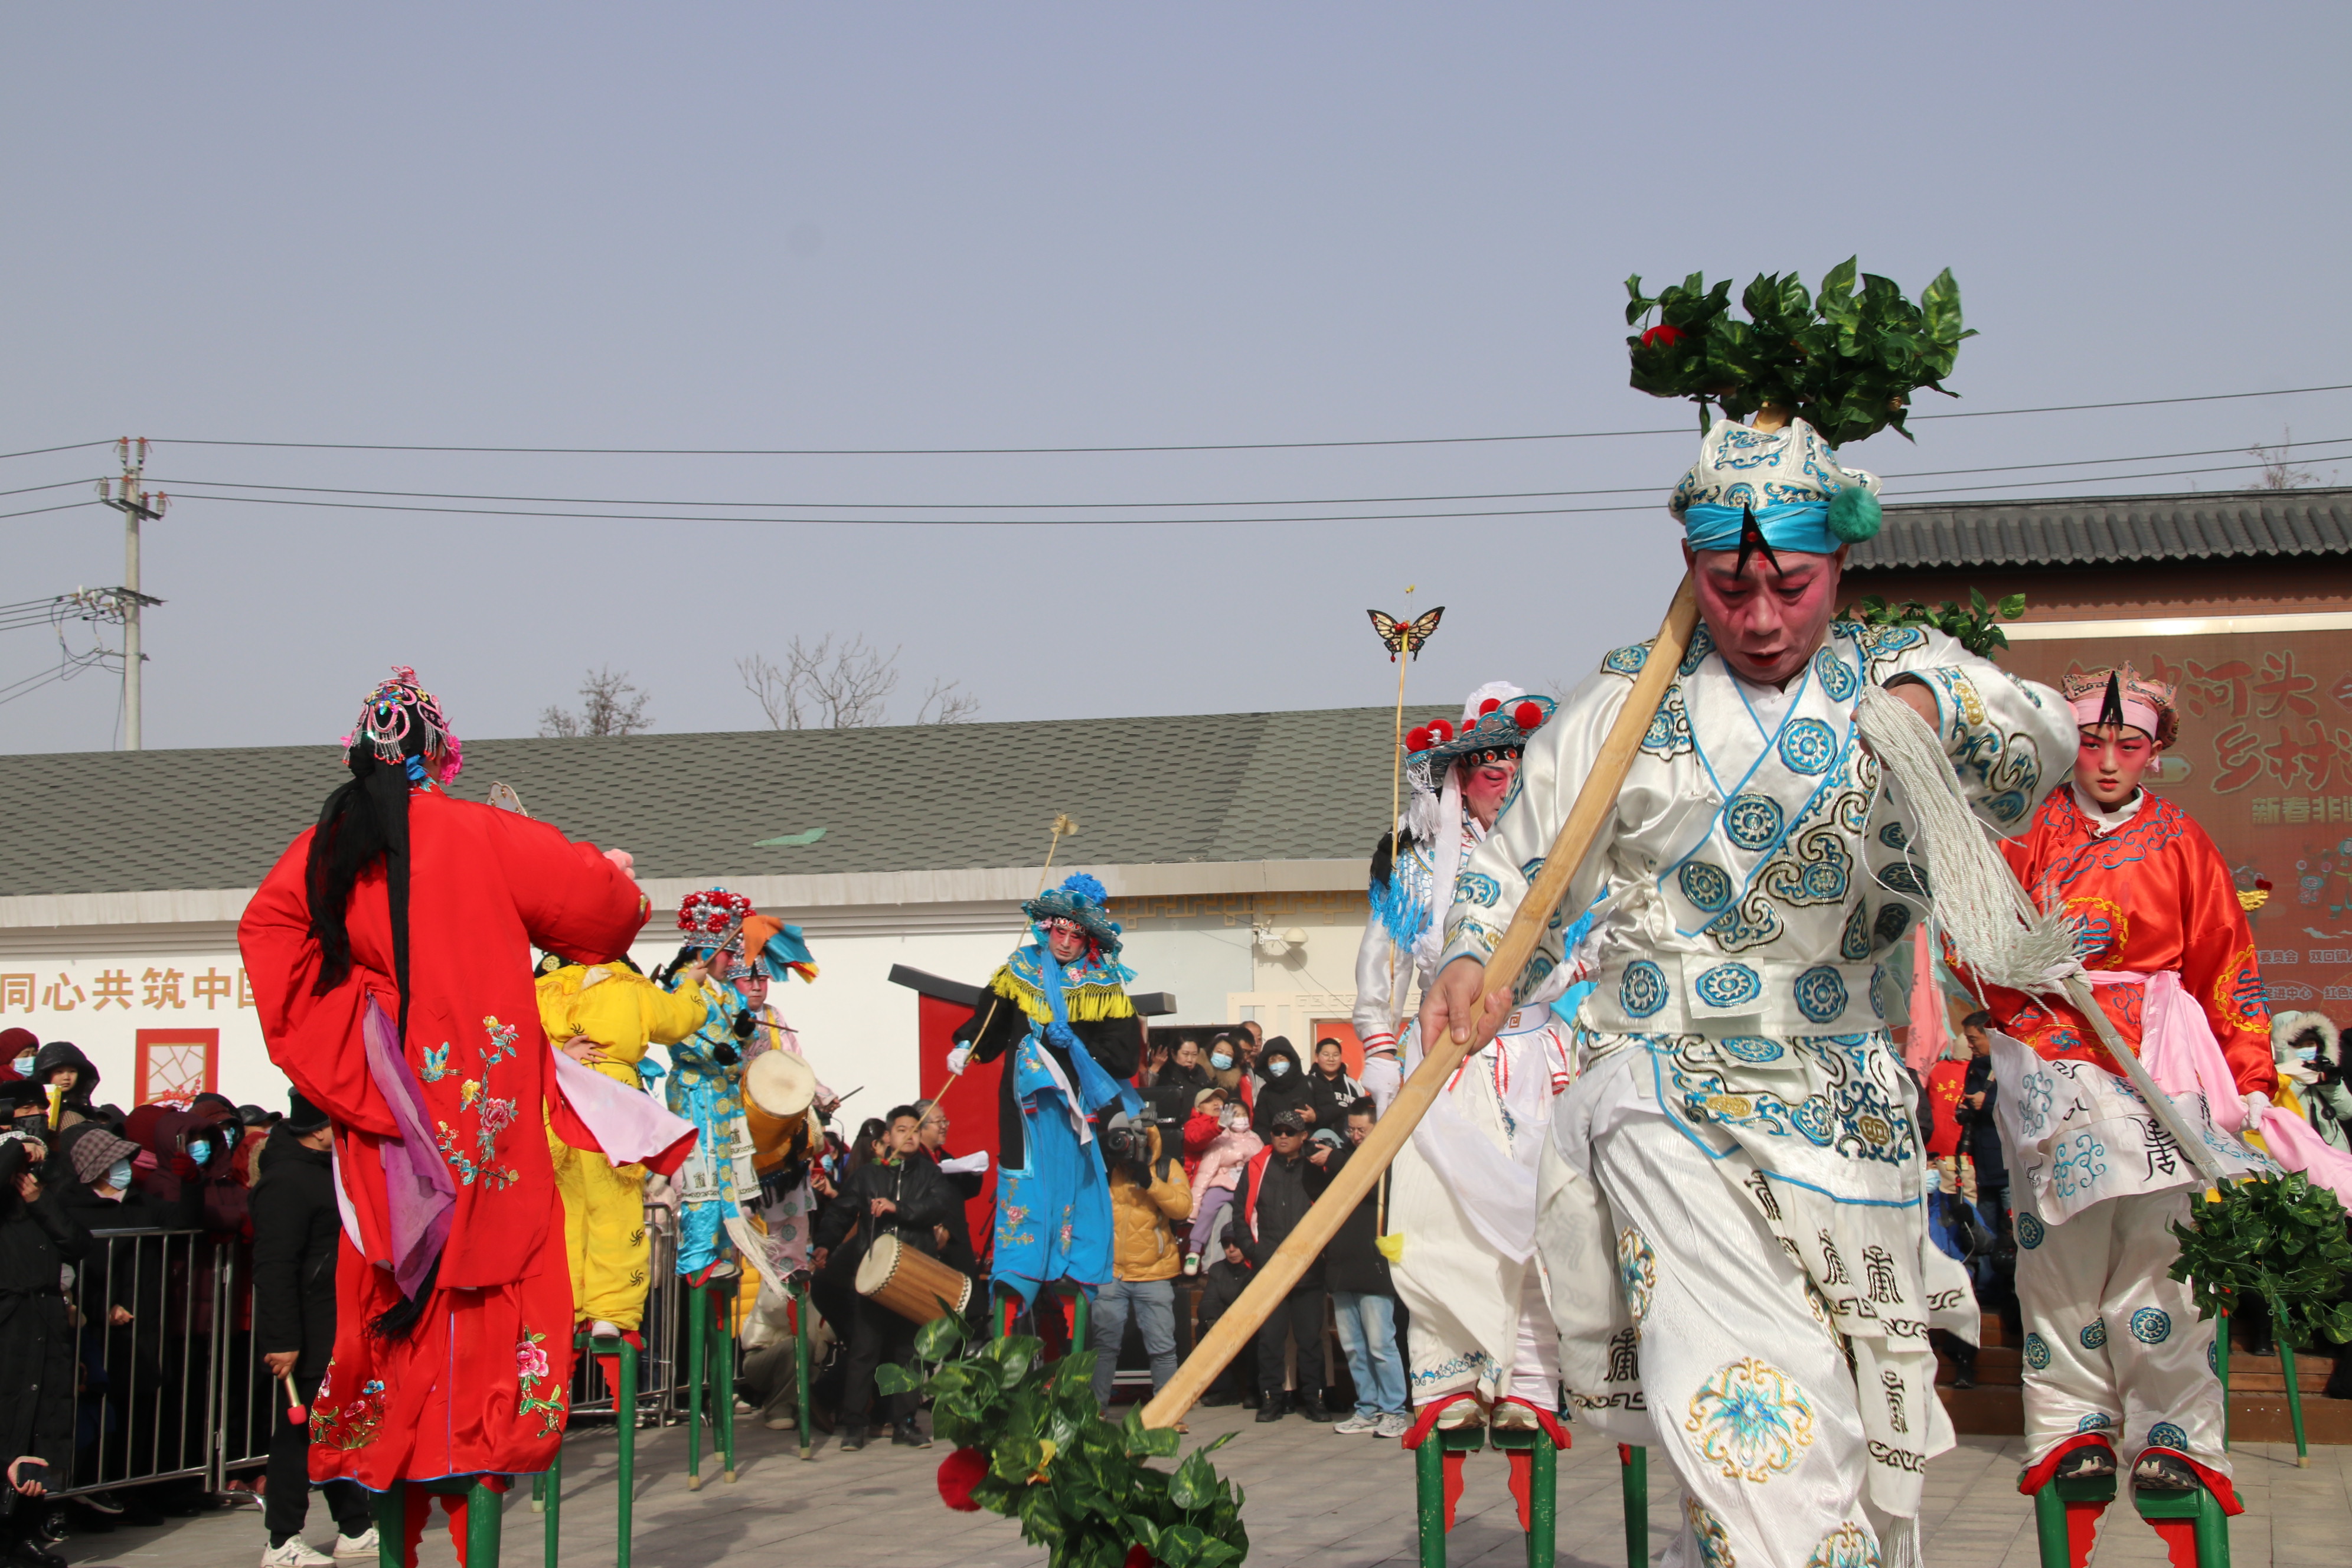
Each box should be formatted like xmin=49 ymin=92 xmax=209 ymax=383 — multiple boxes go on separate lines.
xmin=2240 ymin=1089 xmax=2273 ymax=1130
xmin=940 ymin=1151 xmax=990 ymax=1175
xmin=945 ymin=1044 xmax=971 ymax=1077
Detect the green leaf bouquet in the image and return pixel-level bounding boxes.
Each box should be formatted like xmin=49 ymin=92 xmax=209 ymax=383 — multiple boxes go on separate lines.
xmin=880 ymin=1314 xmax=1251 ymax=1568
xmin=2169 ymin=1173 xmax=2352 ymax=1351
xmin=1625 ymin=259 xmax=1974 ymax=445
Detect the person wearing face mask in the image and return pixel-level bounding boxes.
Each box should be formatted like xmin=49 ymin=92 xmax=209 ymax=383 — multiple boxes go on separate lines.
xmin=1425 ymin=398 xmax=2076 ymax=1566
xmin=1180 ymin=1087 xmax=1260 ymax=1276
xmin=0 ymin=1031 xmax=36 ymax=1086
xmin=0 ymin=1132 xmax=86 ymax=1568
xmin=945 ymin=874 xmax=1143 ymax=1327
xmin=1247 ymin=1039 xmax=1312 ymax=1138
xmin=1945 ymin=666 xmax=2325 ymax=1513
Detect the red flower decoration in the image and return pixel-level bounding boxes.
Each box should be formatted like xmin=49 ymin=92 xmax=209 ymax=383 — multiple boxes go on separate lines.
xmin=937 ymin=1448 xmax=989 ymax=1512
xmin=1406 ymin=725 xmax=1430 ymax=753
xmin=1123 ymin=1548 xmax=1155 ymax=1568
xmin=1477 ymin=697 xmax=1502 ymax=717
xmin=1513 ymin=701 xmax=1546 ymax=731
xmin=1641 ymin=323 xmax=1685 ymax=349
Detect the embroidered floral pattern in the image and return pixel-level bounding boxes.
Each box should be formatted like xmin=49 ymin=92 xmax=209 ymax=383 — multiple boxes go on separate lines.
xmin=309 ymin=1364 xmax=389 ymax=1452
xmin=1685 ymin=1497 xmax=1736 ymax=1567
xmin=515 ymin=1329 xmax=566 ymax=1437
xmin=1686 ymin=1357 xmax=1817 ymax=1481
xmin=1805 ymin=1522 xmax=1881 ymax=1567
xmin=435 ymin=1015 xmax=525 ymax=1189
xmin=1617 ymin=1226 xmax=1657 ymax=1324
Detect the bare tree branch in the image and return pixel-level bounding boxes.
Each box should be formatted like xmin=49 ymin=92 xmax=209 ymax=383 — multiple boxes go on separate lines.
xmin=540 ymin=665 xmax=653 ymax=738
xmin=2250 ymin=426 xmax=2322 ymax=491
xmin=740 ymin=638 xmax=980 ymax=728
xmin=917 ymin=676 xmax=982 ymax=725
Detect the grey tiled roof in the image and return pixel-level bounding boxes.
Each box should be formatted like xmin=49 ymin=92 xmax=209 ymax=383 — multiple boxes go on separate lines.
xmin=1850 ymin=487 xmax=2352 ymax=570
xmin=0 ymin=705 xmax=1451 ymax=899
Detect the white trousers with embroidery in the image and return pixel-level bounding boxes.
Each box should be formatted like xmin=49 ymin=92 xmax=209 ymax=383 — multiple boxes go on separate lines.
xmin=2014 ymin=1186 xmax=2226 ymax=1474
xmin=1593 ymin=1114 xmax=1902 ymax=1568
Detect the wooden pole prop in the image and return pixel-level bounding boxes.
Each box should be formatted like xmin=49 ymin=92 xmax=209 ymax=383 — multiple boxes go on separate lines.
xmin=1139 ymin=576 xmax=1700 ymax=1429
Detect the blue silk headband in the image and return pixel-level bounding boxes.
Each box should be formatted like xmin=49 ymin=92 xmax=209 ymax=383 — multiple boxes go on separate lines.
xmin=1681 ymin=501 xmax=1840 ymax=557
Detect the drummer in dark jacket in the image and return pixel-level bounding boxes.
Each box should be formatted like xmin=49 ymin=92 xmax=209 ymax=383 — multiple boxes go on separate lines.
xmin=0 ymin=1132 xmax=87 ymax=1568
xmin=251 ymin=1092 xmax=374 ymax=1563
xmin=811 ymin=1106 xmax=957 ymax=1452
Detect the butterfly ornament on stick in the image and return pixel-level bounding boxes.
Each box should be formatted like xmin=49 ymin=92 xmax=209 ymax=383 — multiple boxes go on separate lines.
xmin=1367 ymin=606 xmax=1444 ymax=662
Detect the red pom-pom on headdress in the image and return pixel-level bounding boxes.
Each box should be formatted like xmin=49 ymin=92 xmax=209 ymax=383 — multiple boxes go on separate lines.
xmin=1428 ymin=718 xmax=1453 ymax=743
xmin=1405 ymin=726 xmax=1430 ymax=753
xmin=1513 ymin=701 xmax=1546 ymax=731
xmin=1477 ymin=697 xmax=1502 ymax=717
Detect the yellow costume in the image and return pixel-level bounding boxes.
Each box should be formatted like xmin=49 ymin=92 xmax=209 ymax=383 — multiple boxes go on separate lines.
xmin=537 ymin=962 xmax=707 ymax=1331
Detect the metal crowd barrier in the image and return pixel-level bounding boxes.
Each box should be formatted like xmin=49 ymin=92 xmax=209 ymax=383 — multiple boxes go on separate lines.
xmin=56 ymin=1211 xmax=734 ymax=1502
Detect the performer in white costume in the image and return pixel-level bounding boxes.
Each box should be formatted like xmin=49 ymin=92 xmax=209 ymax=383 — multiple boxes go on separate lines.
xmin=1361 ymin=687 xmax=1585 ymax=1430
xmin=1427 ymin=413 xmax=2075 ymax=1566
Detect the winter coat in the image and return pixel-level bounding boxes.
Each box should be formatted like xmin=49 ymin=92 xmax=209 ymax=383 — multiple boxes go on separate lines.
xmin=814 ymin=1154 xmax=959 ymax=1276
xmin=1305 ymin=1141 xmax=1393 ymax=1297
xmin=28 ymin=1041 xmax=100 ymax=1131
xmin=1187 ymin=1120 xmax=1263 ymax=1213
xmin=0 ymin=1185 xmax=90 ymax=1484
xmin=1194 ymin=1255 xmax=1253 ymax=1334
xmin=1957 ymin=1055 xmax=2007 ymax=1185
xmin=1107 ymin=1128 xmax=1191 ymax=1283
xmin=249 ymin=1125 xmax=340 ymax=1383
xmin=1305 ymin=1064 xmax=1366 ymax=1133
xmin=1231 ymin=1144 xmax=1320 ymax=1287
xmin=1249 ymin=1040 xmax=1314 ymax=1138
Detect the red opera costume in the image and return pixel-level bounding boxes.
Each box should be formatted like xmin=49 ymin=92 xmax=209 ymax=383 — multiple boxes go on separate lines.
xmin=1966 ymin=788 xmax=2271 ymax=1093
xmin=237 ymin=667 xmax=680 ymax=1540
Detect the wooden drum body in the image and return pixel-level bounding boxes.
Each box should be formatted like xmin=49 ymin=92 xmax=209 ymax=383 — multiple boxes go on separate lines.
xmin=854 ymin=1233 xmax=974 ymax=1325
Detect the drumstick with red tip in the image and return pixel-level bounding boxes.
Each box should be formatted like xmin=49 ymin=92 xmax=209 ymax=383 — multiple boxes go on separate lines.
xmin=282 ymin=1373 xmax=308 ymax=1425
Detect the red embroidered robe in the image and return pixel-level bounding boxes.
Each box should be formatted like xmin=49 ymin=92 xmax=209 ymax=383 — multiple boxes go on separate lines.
xmin=239 ymin=790 xmax=647 ymax=1487
xmin=1964 ymin=789 xmax=2273 ymax=1094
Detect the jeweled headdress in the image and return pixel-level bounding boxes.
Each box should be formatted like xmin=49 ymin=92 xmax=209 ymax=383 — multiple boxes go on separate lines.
xmin=339 ymin=665 xmax=462 ymax=783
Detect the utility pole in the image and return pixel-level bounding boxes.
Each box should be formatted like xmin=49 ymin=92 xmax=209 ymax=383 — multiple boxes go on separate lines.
xmin=96 ymin=437 xmax=167 ymax=750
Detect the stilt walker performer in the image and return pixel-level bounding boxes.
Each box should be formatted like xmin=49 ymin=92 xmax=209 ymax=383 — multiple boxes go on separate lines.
xmin=240 ymin=667 xmax=695 ymax=1567
xmin=730 ymin=915 xmax=838 ymax=1275
xmin=945 ymin=873 xmax=1144 ymax=1319
xmin=1363 ymin=686 xmax=1582 ymax=1432
xmin=1956 ymin=666 xmax=2279 ymax=1511
xmin=662 ymin=890 xmax=761 ymax=1283
xmin=1429 ymin=263 xmax=2076 ymax=1566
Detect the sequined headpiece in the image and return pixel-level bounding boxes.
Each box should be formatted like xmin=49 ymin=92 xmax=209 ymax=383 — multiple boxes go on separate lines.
xmin=339 ymin=665 xmax=462 ymax=783
xmin=677 ymin=887 xmax=754 ymax=955
xmin=2061 ymin=663 xmax=2178 ymax=749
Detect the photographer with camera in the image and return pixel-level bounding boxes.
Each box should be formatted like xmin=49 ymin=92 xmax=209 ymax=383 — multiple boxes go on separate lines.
xmin=1088 ymin=1108 xmax=1191 ymax=1414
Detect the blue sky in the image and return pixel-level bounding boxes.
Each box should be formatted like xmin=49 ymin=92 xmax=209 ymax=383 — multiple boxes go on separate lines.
xmin=5 ymin=3 xmax=2348 ymax=753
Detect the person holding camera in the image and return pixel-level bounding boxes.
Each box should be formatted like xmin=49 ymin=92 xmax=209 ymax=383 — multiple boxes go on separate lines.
xmin=1231 ymin=1109 xmax=1328 ymax=1422
xmin=0 ymin=1131 xmax=86 ymax=1568
xmin=1089 ymin=1110 xmax=1191 ymax=1413
xmin=1309 ymin=1098 xmax=1409 ymax=1438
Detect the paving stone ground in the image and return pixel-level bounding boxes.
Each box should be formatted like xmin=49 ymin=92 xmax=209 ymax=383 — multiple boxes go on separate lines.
xmin=47 ymin=1404 xmax=2351 ymax=1567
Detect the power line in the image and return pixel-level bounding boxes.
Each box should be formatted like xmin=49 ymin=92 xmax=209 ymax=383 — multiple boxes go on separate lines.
xmin=0 ymin=500 xmax=105 ymax=522
xmin=101 ymin=380 xmax=2352 ymax=459
xmin=141 ymin=435 xmax=2352 ymax=514
xmin=103 ymin=454 xmax=2343 ymax=528
xmin=0 ymin=439 xmax=113 ymax=463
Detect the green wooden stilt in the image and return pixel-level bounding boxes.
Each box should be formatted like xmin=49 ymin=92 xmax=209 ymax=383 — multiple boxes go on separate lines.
xmin=713 ymin=1282 xmax=737 ymax=1482
xmin=2031 ymin=1471 xmax=2115 ymax=1568
xmin=1526 ymin=1440 xmax=1556 ymax=1568
xmin=1413 ymin=1432 xmax=1448 ymax=1568
xmin=1619 ymin=1445 xmax=1647 ymax=1568
xmin=374 ymin=1482 xmax=406 ymax=1568
xmin=465 ymin=1479 xmax=502 ymax=1566
xmin=541 ymin=1439 xmax=561 ymax=1568
xmin=2216 ymin=1313 xmax=2230 ymax=1450
xmin=685 ymin=1280 xmax=707 ymax=1491
xmin=528 ymin=1472 xmax=544 ymax=1513
xmin=2135 ymin=1479 xmax=2230 ymax=1567
xmin=1069 ymin=1289 xmax=1089 ymax=1357
xmin=792 ymin=1280 xmax=815 ymax=1461
xmin=610 ymin=1332 xmax=638 ymax=1568
xmin=2276 ymin=1337 xmax=2309 ymax=1466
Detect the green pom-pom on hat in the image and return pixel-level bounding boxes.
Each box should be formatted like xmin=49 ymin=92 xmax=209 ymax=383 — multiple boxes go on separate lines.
xmin=1827 ymin=486 xmax=1882 ymax=544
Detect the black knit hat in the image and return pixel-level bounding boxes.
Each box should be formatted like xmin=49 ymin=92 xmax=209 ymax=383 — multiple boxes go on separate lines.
xmin=285 ymin=1090 xmax=330 ymax=1134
